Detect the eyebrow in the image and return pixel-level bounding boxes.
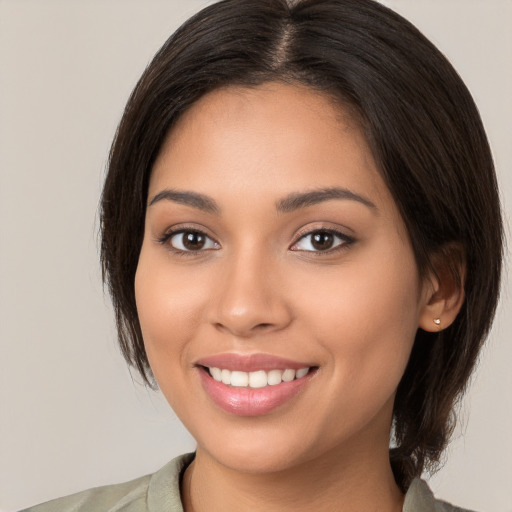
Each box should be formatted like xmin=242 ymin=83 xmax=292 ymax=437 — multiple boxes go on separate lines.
xmin=148 ymin=189 xmax=220 ymax=214
xmin=276 ymin=187 xmax=377 ymax=213
xmin=148 ymin=186 xmax=377 ymax=215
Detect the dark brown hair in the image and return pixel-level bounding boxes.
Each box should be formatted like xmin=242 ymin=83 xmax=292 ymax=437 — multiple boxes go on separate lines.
xmin=100 ymin=0 xmax=503 ymax=490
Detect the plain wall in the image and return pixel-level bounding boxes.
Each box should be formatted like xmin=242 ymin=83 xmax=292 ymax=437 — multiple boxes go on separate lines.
xmin=0 ymin=1 xmax=510 ymax=511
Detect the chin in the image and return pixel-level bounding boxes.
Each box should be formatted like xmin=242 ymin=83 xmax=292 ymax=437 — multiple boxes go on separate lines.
xmin=204 ymin=443 xmax=309 ymax=475
xmin=192 ymin=419 xmax=331 ymax=476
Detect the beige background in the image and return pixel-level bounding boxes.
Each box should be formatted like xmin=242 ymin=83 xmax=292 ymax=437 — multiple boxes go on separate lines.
xmin=0 ymin=1 xmax=510 ymax=511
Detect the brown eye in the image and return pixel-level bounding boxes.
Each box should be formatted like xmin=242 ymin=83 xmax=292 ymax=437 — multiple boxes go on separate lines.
xmin=183 ymin=232 xmax=206 ymax=250
xmin=291 ymin=229 xmax=353 ymax=253
xmin=311 ymin=232 xmax=334 ymax=250
xmin=168 ymin=230 xmax=218 ymax=252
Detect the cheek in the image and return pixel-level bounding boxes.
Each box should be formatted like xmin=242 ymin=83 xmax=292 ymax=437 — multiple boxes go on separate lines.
xmin=291 ymin=244 xmax=421 ymax=395
xmin=134 ymin=251 xmax=211 ymax=424
xmin=134 ymin=249 xmax=204 ymax=372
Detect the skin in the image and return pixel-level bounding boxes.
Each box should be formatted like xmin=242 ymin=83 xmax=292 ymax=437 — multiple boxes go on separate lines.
xmin=135 ymin=83 xmax=450 ymax=512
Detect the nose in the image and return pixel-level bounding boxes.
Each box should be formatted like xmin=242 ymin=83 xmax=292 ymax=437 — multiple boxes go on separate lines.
xmin=210 ymin=251 xmax=293 ymax=338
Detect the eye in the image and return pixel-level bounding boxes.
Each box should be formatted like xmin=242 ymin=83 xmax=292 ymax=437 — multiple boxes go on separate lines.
xmin=165 ymin=229 xmax=219 ymax=252
xmin=291 ymin=229 xmax=352 ymax=252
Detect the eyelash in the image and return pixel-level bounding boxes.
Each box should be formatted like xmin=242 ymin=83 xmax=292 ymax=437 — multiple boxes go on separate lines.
xmin=157 ymin=226 xmax=355 ymax=256
xmin=157 ymin=226 xmax=218 ymax=256
xmin=290 ymin=228 xmax=355 ymax=255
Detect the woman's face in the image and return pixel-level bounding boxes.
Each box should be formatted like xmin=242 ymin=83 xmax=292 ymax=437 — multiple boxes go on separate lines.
xmin=135 ymin=83 xmax=432 ymax=474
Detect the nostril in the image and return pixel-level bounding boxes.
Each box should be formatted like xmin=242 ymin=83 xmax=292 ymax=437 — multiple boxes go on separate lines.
xmin=210 ymin=298 xmax=293 ymax=337
xmin=213 ymin=320 xmax=279 ymax=337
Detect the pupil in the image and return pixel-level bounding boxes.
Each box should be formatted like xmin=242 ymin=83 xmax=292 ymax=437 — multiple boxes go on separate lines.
xmin=183 ymin=232 xmax=205 ymax=250
xmin=312 ymin=232 xmax=333 ymax=250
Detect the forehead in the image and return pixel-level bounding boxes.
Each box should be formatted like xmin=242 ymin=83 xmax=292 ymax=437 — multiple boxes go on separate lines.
xmin=150 ymin=82 xmax=393 ymax=214
xmin=168 ymin=82 xmax=358 ymax=140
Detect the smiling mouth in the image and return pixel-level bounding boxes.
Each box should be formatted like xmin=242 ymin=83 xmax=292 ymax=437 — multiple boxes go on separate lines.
xmin=204 ymin=366 xmax=313 ymax=388
xmin=197 ymin=362 xmax=318 ymax=416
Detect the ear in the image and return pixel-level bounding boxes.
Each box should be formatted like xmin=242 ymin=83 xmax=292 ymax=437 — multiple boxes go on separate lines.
xmin=418 ymin=244 xmax=466 ymax=332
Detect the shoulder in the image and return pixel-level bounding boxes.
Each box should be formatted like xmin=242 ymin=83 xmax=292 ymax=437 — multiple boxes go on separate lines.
xmin=20 ymin=453 xmax=194 ymax=512
xmin=404 ymin=479 xmax=477 ymax=512
xmin=19 ymin=474 xmax=151 ymax=512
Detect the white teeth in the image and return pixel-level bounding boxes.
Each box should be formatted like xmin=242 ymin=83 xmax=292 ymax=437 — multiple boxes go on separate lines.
xmin=208 ymin=366 xmax=311 ymax=387
xmin=210 ymin=367 xmax=222 ymax=381
xmin=282 ymin=369 xmax=296 ymax=382
xmin=249 ymin=370 xmax=267 ymax=388
xmin=230 ymin=371 xmax=249 ymax=387
xmin=296 ymin=367 xmax=309 ymax=379
xmin=267 ymin=369 xmax=283 ymax=385
xmin=221 ymin=369 xmax=231 ymax=385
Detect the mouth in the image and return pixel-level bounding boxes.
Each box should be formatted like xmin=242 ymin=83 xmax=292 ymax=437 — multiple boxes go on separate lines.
xmin=195 ymin=354 xmax=318 ymax=416
xmin=204 ymin=366 xmax=313 ymax=388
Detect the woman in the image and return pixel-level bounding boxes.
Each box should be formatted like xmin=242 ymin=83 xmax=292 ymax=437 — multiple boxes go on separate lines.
xmin=22 ymin=0 xmax=503 ymax=510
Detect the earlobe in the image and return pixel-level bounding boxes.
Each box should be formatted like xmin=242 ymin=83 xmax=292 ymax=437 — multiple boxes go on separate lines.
xmin=418 ymin=246 xmax=466 ymax=332
xmin=418 ymin=281 xmax=465 ymax=332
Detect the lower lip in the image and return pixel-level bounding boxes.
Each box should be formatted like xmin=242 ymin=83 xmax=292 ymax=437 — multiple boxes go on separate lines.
xmin=198 ymin=368 xmax=314 ymax=416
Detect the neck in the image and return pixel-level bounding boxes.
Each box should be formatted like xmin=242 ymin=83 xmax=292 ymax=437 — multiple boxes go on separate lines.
xmin=182 ymin=442 xmax=404 ymax=512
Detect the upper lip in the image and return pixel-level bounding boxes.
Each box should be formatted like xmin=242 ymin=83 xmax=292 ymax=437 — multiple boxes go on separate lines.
xmin=195 ymin=353 xmax=316 ymax=372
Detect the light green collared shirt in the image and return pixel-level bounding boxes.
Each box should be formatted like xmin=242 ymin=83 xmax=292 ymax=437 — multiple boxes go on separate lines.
xmin=21 ymin=453 xmax=475 ymax=512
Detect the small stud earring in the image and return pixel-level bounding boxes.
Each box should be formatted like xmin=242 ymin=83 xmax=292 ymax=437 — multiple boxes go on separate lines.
xmin=433 ymin=318 xmax=441 ymax=326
